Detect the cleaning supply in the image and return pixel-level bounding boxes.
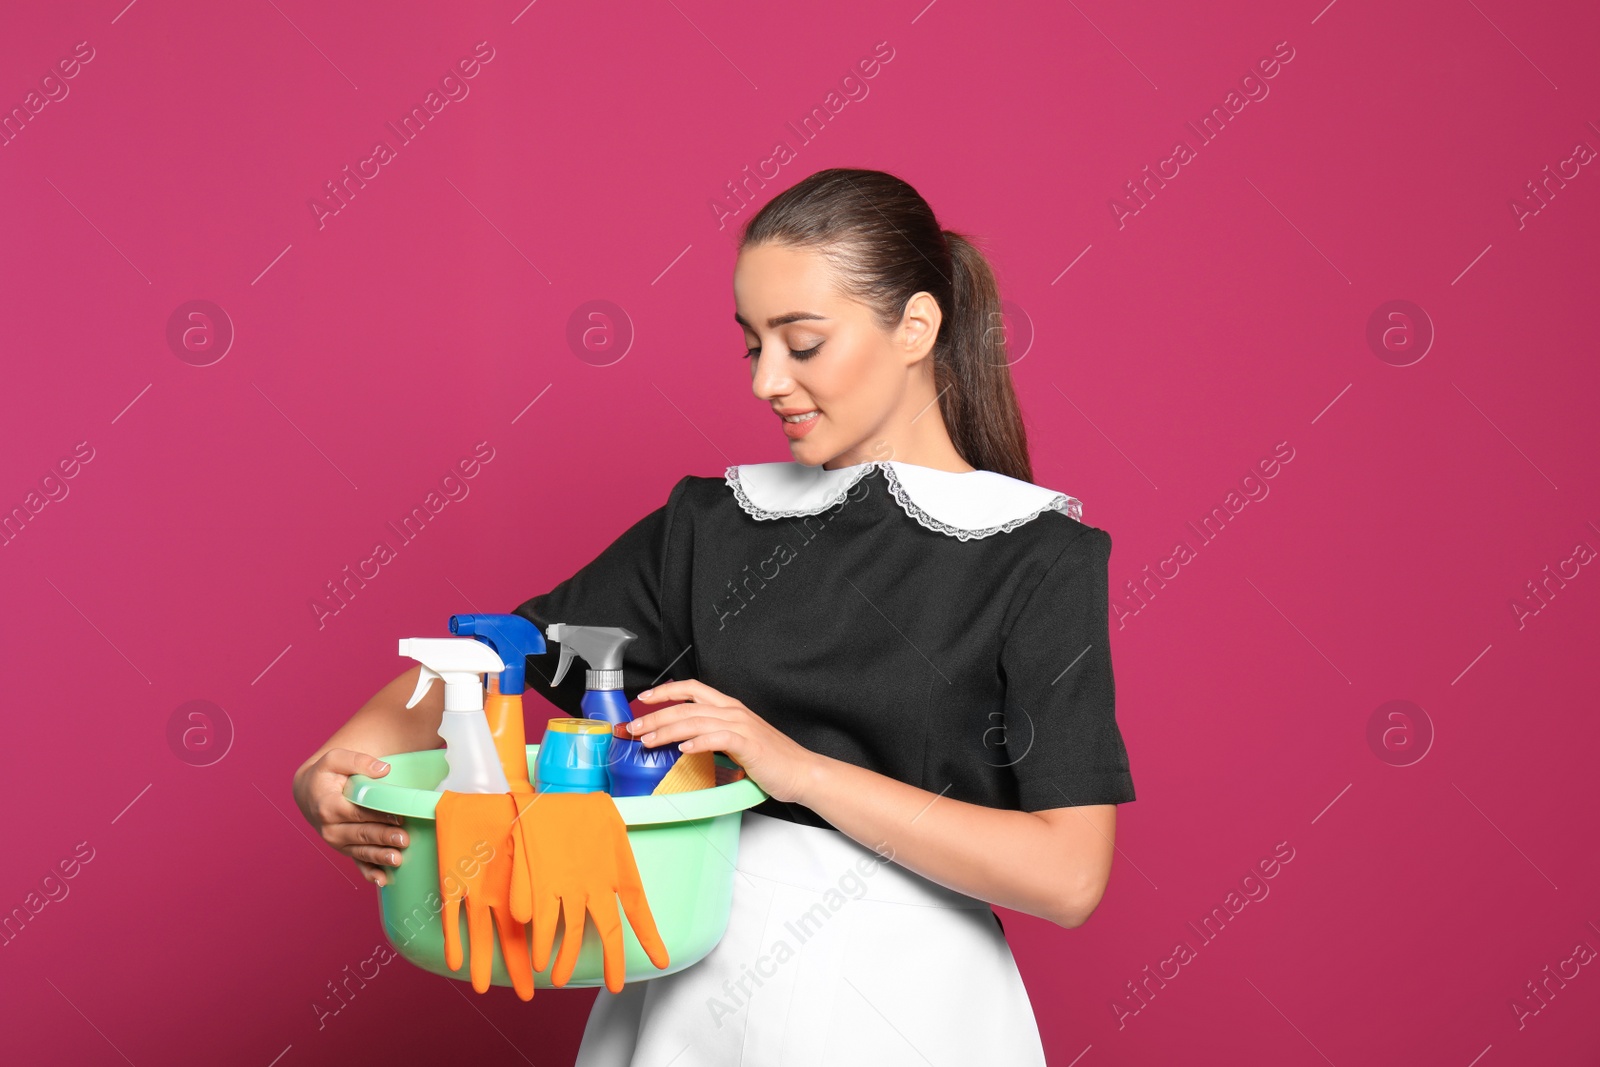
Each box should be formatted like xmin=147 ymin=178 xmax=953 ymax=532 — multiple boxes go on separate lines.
xmin=446 ymin=613 xmax=547 ymax=792
xmin=646 ymin=748 xmax=716 ymax=794
xmin=343 ymin=746 xmax=766 ymax=988
xmin=535 ymin=718 xmax=615 ymax=793
xmin=546 ymin=623 xmax=679 ymax=797
xmin=434 ymin=791 xmax=534 ymax=999
xmin=546 ymin=624 xmax=637 ymax=725
xmin=400 ymin=638 xmax=535 ymax=997
xmin=606 ymin=717 xmax=717 ymax=794
xmin=512 ymin=789 xmax=671 ymax=993
xmin=438 ymin=616 xmax=549 ymax=922
xmin=398 ymin=637 xmax=509 ymax=794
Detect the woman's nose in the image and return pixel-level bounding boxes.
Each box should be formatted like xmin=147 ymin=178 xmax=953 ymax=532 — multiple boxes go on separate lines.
xmin=750 ymin=357 xmax=792 ymax=400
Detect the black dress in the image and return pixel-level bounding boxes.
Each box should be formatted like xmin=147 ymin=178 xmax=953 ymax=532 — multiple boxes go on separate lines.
xmin=512 ymin=458 xmax=1136 ymax=1064
xmin=514 ymin=460 xmax=1135 ymax=822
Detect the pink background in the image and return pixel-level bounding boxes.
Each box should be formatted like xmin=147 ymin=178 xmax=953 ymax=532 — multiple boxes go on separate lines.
xmin=4 ymin=0 xmax=1597 ymax=1063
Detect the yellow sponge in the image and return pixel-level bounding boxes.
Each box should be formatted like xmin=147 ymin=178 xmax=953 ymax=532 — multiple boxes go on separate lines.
xmin=651 ymin=750 xmax=716 ymax=794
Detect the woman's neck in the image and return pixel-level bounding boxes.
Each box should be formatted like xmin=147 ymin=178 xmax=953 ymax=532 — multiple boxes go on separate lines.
xmin=821 ymin=372 xmax=976 ymax=473
xmin=823 ymin=434 xmax=974 ymax=474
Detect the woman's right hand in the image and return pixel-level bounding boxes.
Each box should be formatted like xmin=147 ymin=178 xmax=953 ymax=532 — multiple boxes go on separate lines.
xmin=293 ymin=748 xmax=409 ymax=887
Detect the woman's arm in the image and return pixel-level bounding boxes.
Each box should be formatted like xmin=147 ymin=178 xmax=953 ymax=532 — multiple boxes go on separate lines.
xmin=295 ymin=665 xmax=446 ymax=768
xmin=628 ymin=680 xmax=1118 ymax=929
xmin=797 ymin=755 xmax=1117 ymax=928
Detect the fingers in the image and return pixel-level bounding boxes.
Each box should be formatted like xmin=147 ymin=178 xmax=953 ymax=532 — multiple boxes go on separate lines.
xmin=632 ymin=716 xmax=734 ymax=750
xmin=465 ymin=899 xmax=496 ymax=993
xmin=315 ymin=794 xmax=402 ymax=843
xmin=441 ymin=893 xmax=464 ymax=972
xmin=508 ymin=795 xmax=537 ymax=924
xmin=627 ymin=703 xmax=735 ymax=741
xmin=637 ymin=679 xmax=735 ymax=707
xmin=618 ymin=880 xmax=670 ymax=970
xmin=509 ymin=855 xmax=532 ymax=926
xmin=439 ymin=817 xmax=468 ymax=972
xmin=342 ymin=844 xmax=405 ymax=869
xmin=336 ymin=844 xmax=403 ymax=883
xmin=587 ymin=894 xmax=628 ymax=994
xmin=321 ymin=748 xmax=391 ymax=779
xmin=324 ymin=819 xmax=409 ymax=851
xmin=622 ymin=702 xmax=684 ymax=738
xmin=530 ymin=889 xmax=560 ymax=975
xmin=613 ymin=836 xmax=670 ymax=970
xmin=492 ymin=907 xmax=535 ymax=1002
xmin=355 ymin=860 xmax=389 ymax=887
xmin=328 ymin=815 xmax=406 ymax=872
xmin=551 ymin=895 xmax=587 ymax=987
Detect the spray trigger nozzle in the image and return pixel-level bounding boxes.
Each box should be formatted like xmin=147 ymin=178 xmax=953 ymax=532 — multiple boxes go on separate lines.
xmin=407 ymin=664 xmax=443 ymax=708
xmin=396 ymin=637 xmax=504 ymax=712
xmin=551 ymin=644 xmax=578 ymax=688
xmin=545 ymin=624 xmax=637 ymax=691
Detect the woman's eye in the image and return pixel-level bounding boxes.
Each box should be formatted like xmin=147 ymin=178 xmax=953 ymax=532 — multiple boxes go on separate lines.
xmin=741 ymin=342 xmax=823 ymax=360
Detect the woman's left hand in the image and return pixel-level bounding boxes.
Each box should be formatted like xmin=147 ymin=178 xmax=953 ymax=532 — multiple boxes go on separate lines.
xmin=629 ymin=680 xmax=818 ymax=804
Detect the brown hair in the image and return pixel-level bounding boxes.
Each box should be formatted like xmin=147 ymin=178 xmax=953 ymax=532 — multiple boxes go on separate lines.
xmin=739 ymin=167 xmax=1034 ymax=483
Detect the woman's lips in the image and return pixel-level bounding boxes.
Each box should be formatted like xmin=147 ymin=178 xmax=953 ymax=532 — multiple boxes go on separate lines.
xmin=780 ymin=410 xmax=820 ymax=439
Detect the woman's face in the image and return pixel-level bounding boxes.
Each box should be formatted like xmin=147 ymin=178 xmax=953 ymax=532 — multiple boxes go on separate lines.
xmin=733 ymin=241 xmax=939 ymax=470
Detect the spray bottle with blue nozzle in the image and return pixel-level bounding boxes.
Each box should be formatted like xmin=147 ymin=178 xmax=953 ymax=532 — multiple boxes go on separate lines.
xmin=546 ymin=624 xmax=679 ymax=797
xmin=398 ymin=637 xmax=509 ymax=794
xmin=446 ymin=613 xmax=546 ymax=792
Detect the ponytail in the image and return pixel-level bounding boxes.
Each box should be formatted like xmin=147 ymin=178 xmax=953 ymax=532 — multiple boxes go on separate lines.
xmin=938 ymin=229 xmax=1032 ymax=483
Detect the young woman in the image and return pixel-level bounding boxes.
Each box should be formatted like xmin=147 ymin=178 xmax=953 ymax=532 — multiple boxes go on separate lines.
xmin=293 ymin=167 xmax=1135 ymax=1063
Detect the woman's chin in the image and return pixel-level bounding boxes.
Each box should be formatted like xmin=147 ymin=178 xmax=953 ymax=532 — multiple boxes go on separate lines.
xmin=785 ymin=435 xmax=821 ymax=461
xmin=788 ymin=439 xmax=849 ymax=471
xmin=784 ymin=431 xmax=819 ymax=457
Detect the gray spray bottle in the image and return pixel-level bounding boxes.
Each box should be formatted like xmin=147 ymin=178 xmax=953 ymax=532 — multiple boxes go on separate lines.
xmin=546 ymin=623 xmax=679 ymax=796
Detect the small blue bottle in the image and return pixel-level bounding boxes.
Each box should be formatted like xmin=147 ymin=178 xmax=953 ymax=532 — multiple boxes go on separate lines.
xmin=534 ymin=718 xmax=614 ymax=793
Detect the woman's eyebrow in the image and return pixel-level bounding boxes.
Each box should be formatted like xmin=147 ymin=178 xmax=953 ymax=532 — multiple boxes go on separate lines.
xmin=733 ymin=311 xmax=830 ymax=329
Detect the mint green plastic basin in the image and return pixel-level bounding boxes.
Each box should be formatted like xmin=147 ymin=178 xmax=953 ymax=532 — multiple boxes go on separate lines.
xmin=344 ymin=745 xmax=766 ymax=990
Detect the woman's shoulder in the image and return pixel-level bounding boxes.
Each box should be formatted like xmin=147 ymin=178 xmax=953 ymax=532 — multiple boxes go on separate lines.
xmin=880 ymin=461 xmax=1095 ymax=545
xmin=664 ymin=470 xmax=743 ymax=510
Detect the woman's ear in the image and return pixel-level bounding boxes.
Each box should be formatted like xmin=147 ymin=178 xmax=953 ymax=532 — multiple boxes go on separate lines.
xmin=897 ymin=291 xmax=943 ymax=365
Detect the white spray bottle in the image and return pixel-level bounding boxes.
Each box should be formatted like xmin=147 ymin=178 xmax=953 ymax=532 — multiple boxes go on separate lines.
xmin=398 ymin=637 xmax=512 ymax=794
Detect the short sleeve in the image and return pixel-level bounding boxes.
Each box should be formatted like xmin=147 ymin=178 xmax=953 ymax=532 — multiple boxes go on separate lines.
xmin=511 ymin=476 xmax=691 ymax=717
xmin=998 ymin=525 xmax=1136 ymax=810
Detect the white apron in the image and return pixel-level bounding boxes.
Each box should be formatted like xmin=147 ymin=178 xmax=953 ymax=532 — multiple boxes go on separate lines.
xmin=575 ymin=810 xmax=1048 ymax=1066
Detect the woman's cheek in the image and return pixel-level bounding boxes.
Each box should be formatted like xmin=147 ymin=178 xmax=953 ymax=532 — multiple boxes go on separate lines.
xmin=807 ymin=368 xmax=856 ymax=432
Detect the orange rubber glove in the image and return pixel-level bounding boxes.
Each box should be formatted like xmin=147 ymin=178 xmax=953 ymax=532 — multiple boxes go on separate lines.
xmin=434 ymin=790 xmax=536 ymax=1000
xmin=509 ymin=790 xmax=671 ymax=993
xmin=506 ymin=780 xmax=535 ymax=931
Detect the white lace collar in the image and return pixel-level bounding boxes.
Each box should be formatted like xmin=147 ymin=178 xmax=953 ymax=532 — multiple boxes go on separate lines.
xmin=724 ymin=459 xmax=1082 ymax=541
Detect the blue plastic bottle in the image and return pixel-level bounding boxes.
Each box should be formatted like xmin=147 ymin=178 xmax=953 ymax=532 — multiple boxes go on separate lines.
xmin=533 ymin=718 xmax=614 ymax=793
xmin=545 ymin=624 xmax=680 ymax=797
